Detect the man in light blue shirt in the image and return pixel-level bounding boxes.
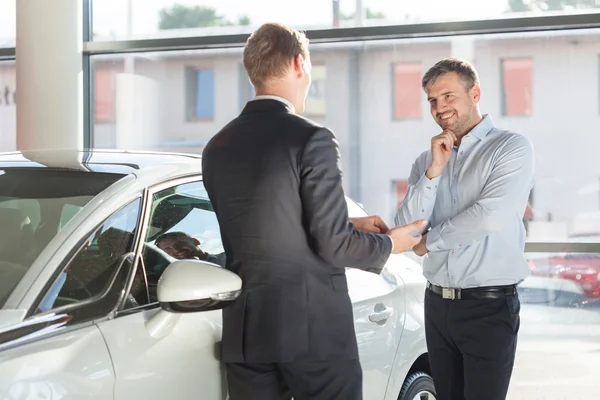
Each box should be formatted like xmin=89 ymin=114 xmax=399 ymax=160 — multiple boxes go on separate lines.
xmin=396 ymin=57 xmax=534 ymax=400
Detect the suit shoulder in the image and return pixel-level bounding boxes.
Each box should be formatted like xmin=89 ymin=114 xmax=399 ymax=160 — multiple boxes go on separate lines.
xmin=282 ymin=112 xmax=325 ymax=131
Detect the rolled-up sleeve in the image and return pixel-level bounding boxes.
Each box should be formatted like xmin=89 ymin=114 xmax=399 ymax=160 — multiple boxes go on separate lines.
xmin=395 ymin=153 xmax=439 ymax=235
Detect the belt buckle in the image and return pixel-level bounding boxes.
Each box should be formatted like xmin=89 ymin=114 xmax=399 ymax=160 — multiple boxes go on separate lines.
xmin=442 ymin=287 xmax=460 ymax=300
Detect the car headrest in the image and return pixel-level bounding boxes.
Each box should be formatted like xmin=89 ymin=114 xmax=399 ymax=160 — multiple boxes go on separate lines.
xmin=97 ymin=227 xmax=134 ymax=261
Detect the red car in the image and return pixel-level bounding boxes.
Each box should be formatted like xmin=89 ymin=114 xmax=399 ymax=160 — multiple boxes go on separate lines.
xmin=528 ymin=236 xmax=600 ymax=299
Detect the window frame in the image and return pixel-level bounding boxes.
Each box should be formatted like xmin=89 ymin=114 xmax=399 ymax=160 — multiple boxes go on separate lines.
xmin=115 ymin=174 xmax=206 ymax=317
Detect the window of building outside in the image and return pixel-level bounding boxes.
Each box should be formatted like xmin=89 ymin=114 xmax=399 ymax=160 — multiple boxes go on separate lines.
xmin=185 ymin=67 xmax=215 ymax=121
xmin=501 ymin=58 xmax=533 ymax=116
xmin=392 ymin=63 xmax=422 ymax=119
xmin=95 ymin=62 xmax=123 ymax=123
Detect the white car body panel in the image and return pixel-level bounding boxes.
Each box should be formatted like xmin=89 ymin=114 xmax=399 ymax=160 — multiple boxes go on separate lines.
xmin=97 ymin=309 xmax=226 ymax=400
xmin=0 ymin=150 xmax=430 ymax=400
xmin=0 ymin=323 xmax=114 ymax=400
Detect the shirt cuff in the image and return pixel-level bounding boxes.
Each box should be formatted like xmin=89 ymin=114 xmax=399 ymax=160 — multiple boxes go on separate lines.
xmin=387 ymin=234 xmax=394 ymax=253
xmin=425 ymin=224 xmax=446 ymax=252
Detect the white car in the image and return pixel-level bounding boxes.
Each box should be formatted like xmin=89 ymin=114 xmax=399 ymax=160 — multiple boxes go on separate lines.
xmin=0 ymin=149 xmax=435 ymax=400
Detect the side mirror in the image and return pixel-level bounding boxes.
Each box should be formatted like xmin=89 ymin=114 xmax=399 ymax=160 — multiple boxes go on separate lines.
xmin=157 ymin=260 xmax=242 ymax=313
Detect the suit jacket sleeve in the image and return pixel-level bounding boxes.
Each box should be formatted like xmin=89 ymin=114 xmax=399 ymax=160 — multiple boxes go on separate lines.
xmin=299 ymin=127 xmax=392 ymax=270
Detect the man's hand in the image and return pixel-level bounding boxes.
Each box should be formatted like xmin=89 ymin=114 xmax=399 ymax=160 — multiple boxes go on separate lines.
xmin=351 ymin=216 xmax=389 ymax=234
xmin=426 ymin=130 xmax=457 ymax=179
xmin=387 ymin=219 xmax=428 ymax=254
xmin=413 ymin=233 xmax=429 ymax=256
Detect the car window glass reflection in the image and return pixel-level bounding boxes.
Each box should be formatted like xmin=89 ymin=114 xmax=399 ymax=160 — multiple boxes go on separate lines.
xmin=140 ymin=181 xmax=226 ymax=304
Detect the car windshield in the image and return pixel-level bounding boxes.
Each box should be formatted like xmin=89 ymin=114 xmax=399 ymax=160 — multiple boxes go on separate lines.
xmin=0 ymin=168 xmax=125 ymax=307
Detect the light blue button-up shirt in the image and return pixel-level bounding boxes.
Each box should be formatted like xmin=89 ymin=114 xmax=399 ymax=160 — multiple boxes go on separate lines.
xmin=395 ymin=115 xmax=535 ymax=289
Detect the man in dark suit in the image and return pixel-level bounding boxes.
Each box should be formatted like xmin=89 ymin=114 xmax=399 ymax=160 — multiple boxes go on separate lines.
xmin=202 ymin=23 xmax=427 ymax=400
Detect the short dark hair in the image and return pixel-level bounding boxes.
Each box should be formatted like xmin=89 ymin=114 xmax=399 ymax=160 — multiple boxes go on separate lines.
xmin=155 ymin=231 xmax=194 ymax=246
xmin=422 ymin=57 xmax=480 ymax=91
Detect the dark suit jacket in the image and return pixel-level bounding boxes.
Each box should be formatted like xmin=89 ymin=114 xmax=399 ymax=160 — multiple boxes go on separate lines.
xmin=202 ymin=99 xmax=392 ymax=363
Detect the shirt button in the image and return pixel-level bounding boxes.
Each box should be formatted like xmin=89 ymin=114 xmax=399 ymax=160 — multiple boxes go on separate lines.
xmin=453 ymin=199 xmax=457 ymax=204
xmin=460 ymin=151 xmax=464 ymax=156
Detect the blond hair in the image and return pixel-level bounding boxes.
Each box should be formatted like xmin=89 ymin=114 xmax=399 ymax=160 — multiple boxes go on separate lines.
xmin=243 ymin=23 xmax=310 ymax=88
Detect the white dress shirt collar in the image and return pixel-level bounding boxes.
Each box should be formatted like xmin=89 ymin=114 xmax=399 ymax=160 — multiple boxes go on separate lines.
xmin=252 ymin=95 xmax=296 ymax=113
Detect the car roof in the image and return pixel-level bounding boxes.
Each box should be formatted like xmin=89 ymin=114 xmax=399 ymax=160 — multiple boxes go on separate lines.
xmin=0 ymin=149 xmax=203 ymax=177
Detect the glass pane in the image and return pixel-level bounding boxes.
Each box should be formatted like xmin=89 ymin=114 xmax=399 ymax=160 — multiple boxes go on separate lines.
xmin=0 ymin=59 xmax=16 ymax=152
xmin=38 ymin=199 xmax=142 ymax=312
xmin=91 ymin=28 xmax=600 ymax=242
xmin=140 ymin=180 xmax=224 ymax=302
xmin=512 ymin=251 xmax=600 ymax=398
xmin=146 ymin=181 xmax=224 ymax=262
xmin=0 ymin=0 xmax=15 ymax=48
xmin=92 ymin=0 xmax=600 ymax=41
xmin=0 ymin=169 xmax=125 ymax=308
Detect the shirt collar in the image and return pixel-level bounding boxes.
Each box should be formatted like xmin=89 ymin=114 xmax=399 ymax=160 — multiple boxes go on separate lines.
xmin=467 ymin=114 xmax=494 ymax=141
xmin=252 ymin=95 xmax=295 ymax=113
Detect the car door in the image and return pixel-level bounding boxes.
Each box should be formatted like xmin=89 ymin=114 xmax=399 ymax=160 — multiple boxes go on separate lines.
xmin=96 ymin=177 xmax=227 ymax=400
xmin=345 ymin=198 xmax=406 ymax=400
xmin=0 ymin=198 xmax=144 ymax=400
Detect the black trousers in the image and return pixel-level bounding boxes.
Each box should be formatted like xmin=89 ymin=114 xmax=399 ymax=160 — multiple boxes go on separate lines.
xmin=424 ymin=289 xmax=520 ymax=400
xmin=226 ymin=359 xmax=362 ymax=400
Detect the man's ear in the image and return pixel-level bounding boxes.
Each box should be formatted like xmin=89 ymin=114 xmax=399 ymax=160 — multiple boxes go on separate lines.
xmin=192 ymin=238 xmax=201 ymax=246
xmin=292 ymin=54 xmax=304 ymax=77
xmin=470 ymin=85 xmax=481 ymax=103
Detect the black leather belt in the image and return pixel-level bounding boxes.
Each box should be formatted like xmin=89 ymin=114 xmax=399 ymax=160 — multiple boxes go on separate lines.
xmin=426 ymin=282 xmax=517 ymax=300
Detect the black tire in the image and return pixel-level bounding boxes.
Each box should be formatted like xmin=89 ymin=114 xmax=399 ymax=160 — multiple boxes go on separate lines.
xmin=398 ymin=371 xmax=437 ymax=400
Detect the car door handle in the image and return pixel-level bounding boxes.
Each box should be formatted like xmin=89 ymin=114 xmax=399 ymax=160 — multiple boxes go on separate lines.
xmin=369 ymin=307 xmax=393 ymax=324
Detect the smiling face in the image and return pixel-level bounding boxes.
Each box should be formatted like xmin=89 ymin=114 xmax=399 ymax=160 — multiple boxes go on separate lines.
xmin=425 ymin=71 xmax=481 ymax=136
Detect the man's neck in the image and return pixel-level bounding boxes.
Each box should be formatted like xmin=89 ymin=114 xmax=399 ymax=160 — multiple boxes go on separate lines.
xmin=455 ymin=114 xmax=484 ymax=146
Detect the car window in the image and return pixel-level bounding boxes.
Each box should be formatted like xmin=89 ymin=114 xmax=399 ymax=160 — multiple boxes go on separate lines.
xmin=139 ymin=180 xmax=224 ymax=304
xmin=59 ymin=204 xmax=83 ymax=231
xmin=37 ymin=199 xmax=142 ymax=313
xmin=0 ymin=168 xmax=125 ymax=308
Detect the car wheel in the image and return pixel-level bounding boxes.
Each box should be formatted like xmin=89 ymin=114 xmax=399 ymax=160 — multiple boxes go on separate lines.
xmin=398 ymin=371 xmax=437 ymax=400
